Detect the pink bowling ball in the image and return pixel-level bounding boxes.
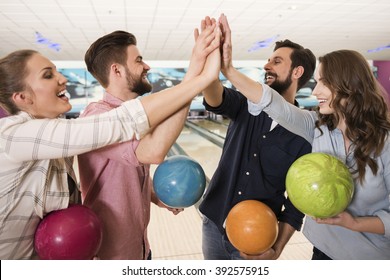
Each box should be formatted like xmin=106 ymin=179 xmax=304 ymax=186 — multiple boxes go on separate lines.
xmin=34 ymin=204 xmax=103 ymax=260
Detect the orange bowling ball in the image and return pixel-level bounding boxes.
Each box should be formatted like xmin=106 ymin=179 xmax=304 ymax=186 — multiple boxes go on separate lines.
xmin=225 ymin=200 xmax=278 ymax=255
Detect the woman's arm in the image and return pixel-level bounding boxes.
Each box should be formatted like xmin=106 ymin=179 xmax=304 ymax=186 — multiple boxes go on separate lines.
xmin=314 ymin=212 xmax=385 ymax=235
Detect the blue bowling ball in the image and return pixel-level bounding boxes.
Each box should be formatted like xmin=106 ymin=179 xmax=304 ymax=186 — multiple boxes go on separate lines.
xmin=153 ymin=155 xmax=206 ymax=208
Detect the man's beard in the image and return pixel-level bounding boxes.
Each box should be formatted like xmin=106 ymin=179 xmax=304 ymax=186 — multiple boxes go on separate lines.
xmin=266 ymin=69 xmax=293 ymax=95
xmin=125 ymin=67 xmax=152 ymax=96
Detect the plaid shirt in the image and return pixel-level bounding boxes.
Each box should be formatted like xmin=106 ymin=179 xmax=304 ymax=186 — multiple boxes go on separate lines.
xmin=0 ymin=99 xmax=149 ymax=259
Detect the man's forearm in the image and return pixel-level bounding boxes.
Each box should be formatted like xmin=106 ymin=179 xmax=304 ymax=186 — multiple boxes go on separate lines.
xmin=202 ymin=79 xmax=224 ymax=107
xmin=272 ymin=222 xmax=297 ymax=259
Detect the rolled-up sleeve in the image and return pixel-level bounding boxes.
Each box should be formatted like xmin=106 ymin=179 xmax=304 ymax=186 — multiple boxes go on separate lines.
xmin=247 ymin=83 xmax=273 ymax=116
xmin=120 ymin=98 xmax=149 ymax=140
xmin=248 ymin=84 xmax=316 ymax=144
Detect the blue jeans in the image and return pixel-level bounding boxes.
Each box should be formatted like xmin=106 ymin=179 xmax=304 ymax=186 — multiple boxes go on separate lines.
xmin=202 ymin=215 xmax=243 ymax=260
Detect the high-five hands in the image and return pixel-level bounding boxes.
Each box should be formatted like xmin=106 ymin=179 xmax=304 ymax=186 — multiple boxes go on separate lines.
xmin=187 ymin=17 xmax=220 ymax=79
xmin=218 ymin=14 xmax=234 ymax=75
xmin=194 ymin=14 xmax=234 ymax=77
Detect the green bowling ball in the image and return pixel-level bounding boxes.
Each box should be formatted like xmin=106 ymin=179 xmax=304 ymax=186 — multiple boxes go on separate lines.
xmin=286 ymin=152 xmax=354 ymax=218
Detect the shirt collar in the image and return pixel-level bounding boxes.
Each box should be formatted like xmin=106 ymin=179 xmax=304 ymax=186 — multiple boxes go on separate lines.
xmin=103 ymin=91 xmax=125 ymax=107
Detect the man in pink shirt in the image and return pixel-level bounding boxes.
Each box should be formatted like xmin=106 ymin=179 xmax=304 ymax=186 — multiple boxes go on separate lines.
xmin=78 ymin=28 xmax=213 ymax=259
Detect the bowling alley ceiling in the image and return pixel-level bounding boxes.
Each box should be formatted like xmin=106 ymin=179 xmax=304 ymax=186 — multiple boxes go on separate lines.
xmin=1 ymin=0 xmax=390 ymax=62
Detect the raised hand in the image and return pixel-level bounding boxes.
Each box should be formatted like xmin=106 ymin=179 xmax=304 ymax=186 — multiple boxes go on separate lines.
xmin=199 ymin=24 xmax=221 ymax=84
xmin=186 ymin=17 xmax=218 ymax=79
xmin=219 ymin=13 xmax=234 ymax=75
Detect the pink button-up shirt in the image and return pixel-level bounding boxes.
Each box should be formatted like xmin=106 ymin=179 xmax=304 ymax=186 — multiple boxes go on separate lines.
xmin=78 ymin=92 xmax=152 ymax=260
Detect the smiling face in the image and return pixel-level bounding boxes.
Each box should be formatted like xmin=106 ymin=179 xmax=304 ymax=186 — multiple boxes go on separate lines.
xmin=263 ymin=47 xmax=294 ymax=95
xmin=124 ymin=45 xmax=152 ymax=96
xmin=312 ymin=64 xmax=335 ymax=115
xmin=22 ymin=53 xmax=71 ymax=118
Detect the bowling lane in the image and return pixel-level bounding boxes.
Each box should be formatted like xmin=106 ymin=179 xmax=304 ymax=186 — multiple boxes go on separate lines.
xmin=188 ymin=119 xmax=228 ymax=139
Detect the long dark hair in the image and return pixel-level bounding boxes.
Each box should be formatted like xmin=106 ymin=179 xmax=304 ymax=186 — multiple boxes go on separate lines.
xmin=316 ymin=50 xmax=390 ymax=182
